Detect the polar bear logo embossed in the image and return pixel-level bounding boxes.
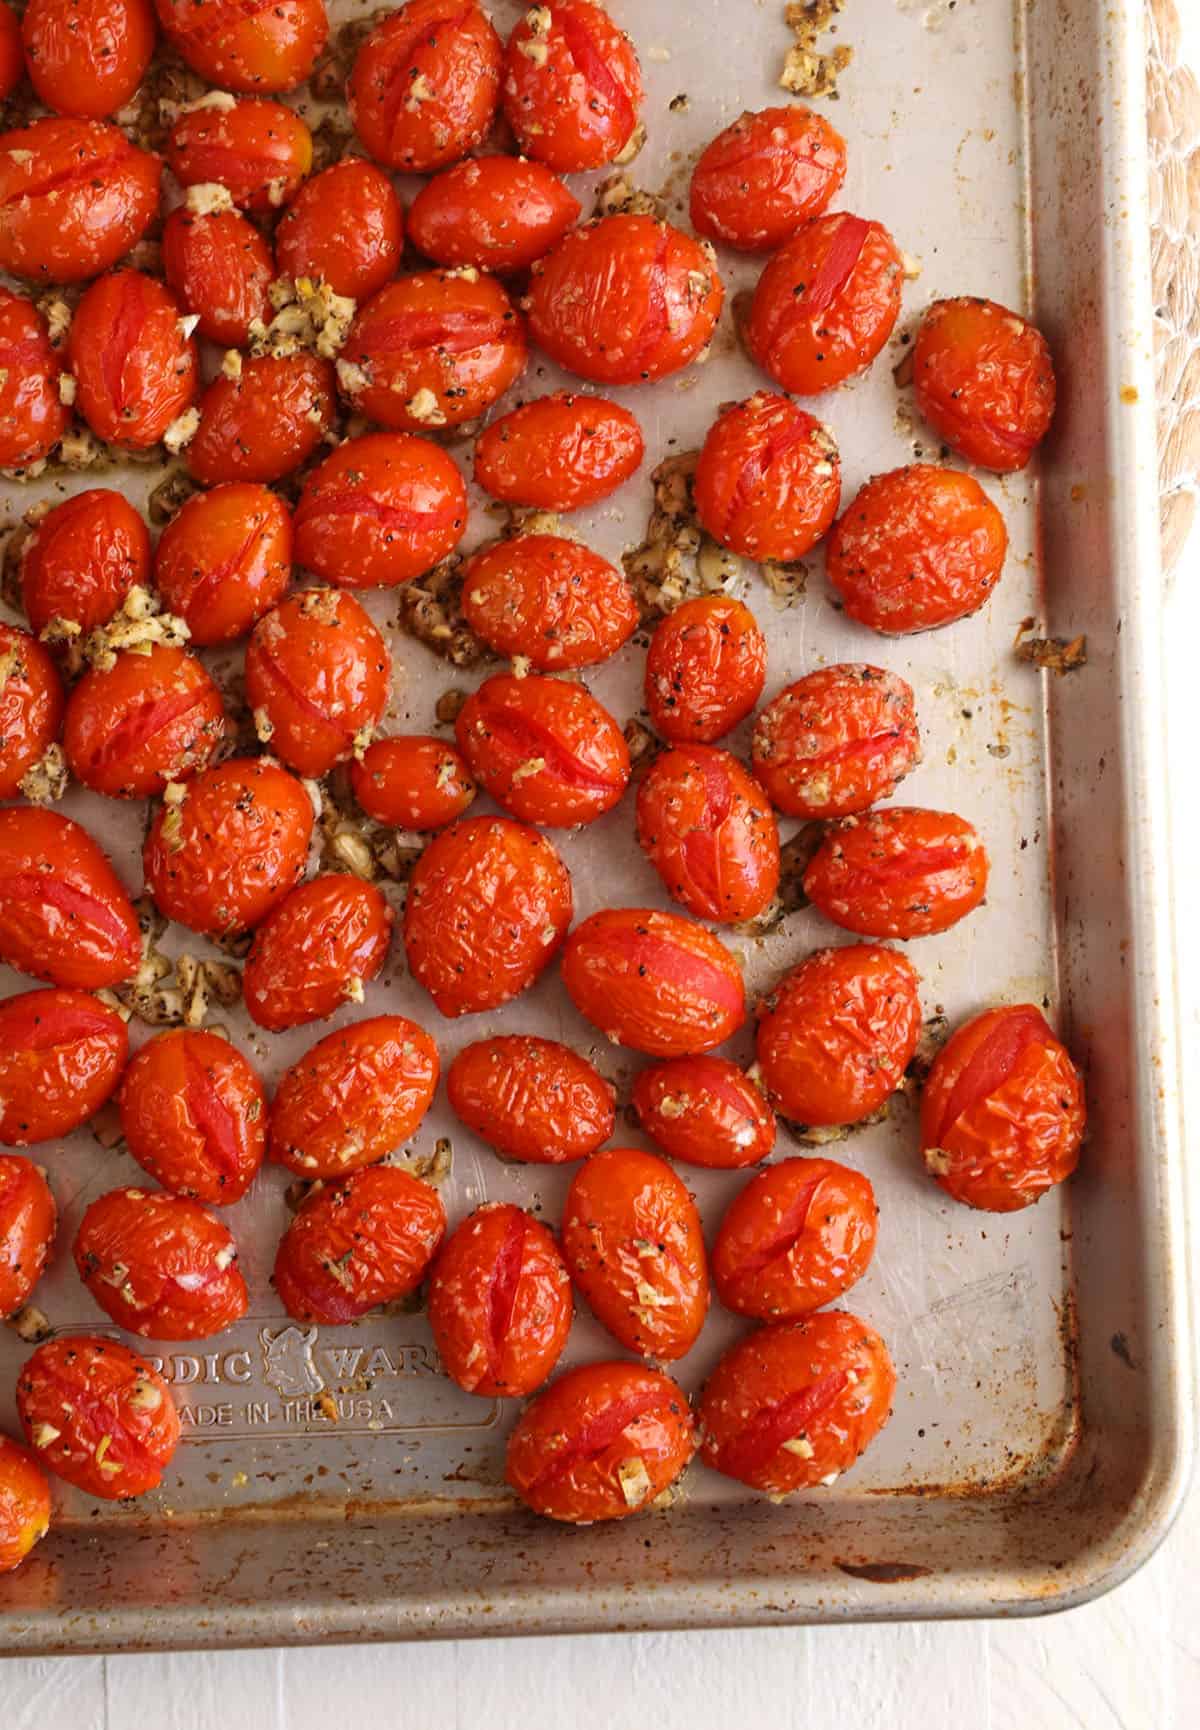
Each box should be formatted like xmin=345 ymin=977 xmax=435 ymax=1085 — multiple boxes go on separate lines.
xmin=259 ymin=1326 xmax=324 ymax=1397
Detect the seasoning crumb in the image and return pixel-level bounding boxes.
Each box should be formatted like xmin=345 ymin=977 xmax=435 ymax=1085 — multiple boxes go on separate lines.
xmin=1013 ymin=619 xmax=1088 ymax=675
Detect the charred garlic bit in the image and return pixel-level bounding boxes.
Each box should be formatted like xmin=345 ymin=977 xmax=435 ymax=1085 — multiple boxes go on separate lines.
xmin=1013 ymin=617 xmax=1088 ymax=675
xmin=79 ymin=586 xmax=191 ymax=673
xmin=388 ymin=1137 xmax=452 ymax=1185
xmin=780 ymin=0 xmax=853 ymax=99
xmin=5 ymin=1304 xmax=52 ymax=1345
xmin=593 ymin=174 xmax=664 ymax=220
xmin=623 ymin=452 xmax=713 ymax=619
xmin=148 ymin=466 xmax=201 ymax=524
xmin=18 ymin=742 xmax=68 ymax=804
xmin=394 ymin=555 xmax=492 ymax=666
xmin=252 ymin=276 xmax=356 ymax=362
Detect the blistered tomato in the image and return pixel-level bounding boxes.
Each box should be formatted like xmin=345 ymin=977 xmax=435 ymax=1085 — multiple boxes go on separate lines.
xmin=644 ymin=594 xmax=767 ymax=745
xmin=68 ymin=268 xmax=197 ymax=449
xmin=350 ymin=735 xmax=475 ymax=831
xmin=913 ymin=296 xmax=1056 ymax=471
xmin=0 ymin=625 xmax=63 ymax=800
xmin=460 ymin=534 xmax=637 ymax=669
xmin=0 ymin=988 xmax=127 ymax=1145
xmin=562 ymin=907 xmax=746 ymax=1057
xmin=503 ymin=1 xmax=642 ymax=172
xmin=0 ymin=2 xmax=21 ymax=100
xmin=804 ymin=807 xmax=990 ymax=940
xmin=826 ymin=465 xmax=1009 ymax=635
xmin=17 ymin=1335 xmax=179 ymax=1498
xmin=142 ymin=755 xmax=314 ymax=937
xmin=474 ymin=392 xmax=644 ymax=511
xmin=63 ymin=645 xmax=225 ymax=798
xmin=118 ymin=1029 xmax=266 ymax=1205
xmin=294 ymin=431 xmax=467 ymax=590
xmin=694 ymin=393 xmax=840 ymax=561
xmin=0 ymin=1436 xmax=51 ymax=1576
xmin=505 ymin=1360 xmax=695 ymax=1523
xmin=167 ymin=98 xmax=312 ymax=212
xmin=698 ymin=1312 xmax=895 ymax=1494
xmin=428 ymin=1203 xmax=572 ymax=1397
xmin=188 ymin=353 xmax=335 ymax=486
xmin=529 ymin=215 xmax=723 ymax=385
xmin=161 ymin=202 xmax=274 ymax=349
xmin=153 ymin=483 xmax=292 ymax=645
xmin=403 ymin=816 xmax=572 ymax=1016
xmin=456 ymin=671 xmax=630 ymax=828
xmin=408 ymin=157 xmax=579 ymax=275
xmin=446 ymin=1034 xmax=614 ymax=1165
xmin=22 ymin=0 xmax=155 ymax=119
xmin=752 ymin=665 xmax=920 ymax=819
xmin=74 ymin=1188 xmax=248 ymax=1340
xmin=243 ymin=874 xmax=393 ymax=1032
xmin=0 ymin=1155 xmax=56 ymax=1317
xmin=0 ymin=288 xmax=69 ymax=470
xmin=0 ymin=809 xmax=139 ymax=988
xmin=712 ymin=1157 xmax=878 ymax=1320
xmin=747 ymin=212 xmax=903 ymax=395
xmin=0 ymin=117 xmax=159 ymax=283
xmin=690 ymin=105 xmax=846 ymax=253
xmin=635 ymin=744 xmax=780 ymax=924
xmin=154 ymin=0 xmax=327 ymax=94
xmin=20 ymin=489 xmax=148 ymax=637
xmin=275 ymin=159 xmax=402 ymax=302
xmin=920 ymin=1003 xmax=1085 ymax=1211
xmin=268 ymin=1015 xmax=439 ymax=1179
xmin=274 ymin=1164 xmax=446 ymax=1324
xmin=349 ymin=0 xmax=501 ymax=172
xmin=631 ymin=1054 xmax=775 ymax=1170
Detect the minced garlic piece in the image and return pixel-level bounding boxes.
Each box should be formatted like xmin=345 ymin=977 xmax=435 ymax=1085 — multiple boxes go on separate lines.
xmin=336 ymin=358 xmax=370 ymax=396
xmin=924 ymin=1147 xmax=954 ymax=1176
xmin=127 ymin=1380 xmax=163 ymax=1413
xmin=221 ymin=349 xmax=243 ymax=381
xmin=18 ymin=742 xmax=68 ymax=804
xmin=406 ymin=387 xmax=446 ymax=425
xmin=163 ymin=407 xmax=200 ymax=456
xmin=782 ymin=1435 xmax=815 ymax=1459
xmin=31 ymin=1422 xmax=61 ymax=1448
xmin=184 ymin=181 xmax=235 ymax=216
xmin=342 ymin=975 xmax=365 ymax=1005
xmin=57 ymin=373 xmax=76 ymax=405
xmin=616 ymin=1456 xmax=652 ymax=1507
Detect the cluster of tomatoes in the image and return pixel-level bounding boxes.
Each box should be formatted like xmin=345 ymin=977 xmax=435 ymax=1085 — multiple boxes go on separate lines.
xmin=0 ymin=0 xmax=1086 ymax=1566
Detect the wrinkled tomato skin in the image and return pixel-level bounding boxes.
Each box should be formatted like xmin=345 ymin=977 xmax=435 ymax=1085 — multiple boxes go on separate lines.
xmin=350 ymin=735 xmax=475 ymax=831
xmin=142 ymin=755 xmax=314 ymax=937
xmin=0 ymin=3 xmax=22 ymax=101
xmin=529 ymin=215 xmax=723 ymax=385
xmin=694 ymin=392 xmax=840 ymax=561
xmin=349 ymin=0 xmax=501 ymax=173
xmin=23 ymin=0 xmax=155 ymax=120
xmin=243 ymin=874 xmax=393 ymax=1032
xmin=294 ymin=431 xmax=467 ymax=591
xmin=20 ymin=489 xmax=148 ymax=638
xmin=456 ymin=672 xmax=631 ymax=829
xmin=0 ymin=624 xmax=64 ymax=801
xmin=0 ymin=1436 xmax=51 ymax=1576
xmin=63 ymin=644 xmax=225 ymax=799
xmin=117 ymin=1029 xmax=266 ymax=1205
xmin=68 ymin=269 xmax=197 ymax=449
xmin=645 ymin=594 xmax=767 ymax=745
xmin=631 ymin=1054 xmax=775 ymax=1170
xmin=275 ymin=159 xmax=402 ymax=302
xmin=428 ymin=1202 xmax=572 ymax=1398
xmin=0 ymin=988 xmax=128 ymax=1146
xmin=747 ymin=212 xmax=903 ymax=396
xmin=0 ymin=809 xmax=139 ymax=988
xmin=752 ymin=664 xmax=920 ymax=820
xmin=0 ymin=288 xmax=69 ymax=469
xmin=403 ymin=816 xmax=572 ymax=1017
xmin=167 ymin=99 xmax=312 ymax=212
xmin=755 ymin=943 xmax=921 ymax=1128
xmin=690 ymin=104 xmax=846 ymax=254
xmin=474 ymin=392 xmax=644 ymax=511
xmin=503 ymin=1 xmax=642 ymax=172
xmin=913 ymin=296 xmax=1056 ymax=472
xmin=74 ymin=1187 xmax=248 ymax=1341
xmin=0 ymin=117 xmax=159 ymax=284
xmin=187 ymin=353 xmax=335 ymax=486
xmin=920 ymin=1003 xmax=1086 ymax=1211
xmin=154 ymin=0 xmax=327 ymax=94
xmin=712 ymin=1157 xmax=878 ymax=1320
xmin=635 ymin=744 xmax=780 ymax=924
xmin=699 ymin=1312 xmax=895 ymax=1494
xmin=461 ymin=534 xmax=637 ymax=670
xmin=562 ymin=907 xmax=746 ymax=1058
xmin=826 ymin=465 xmax=1009 ymax=636
xmin=446 ymin=1034 xmax=614 ymax=1165
xmin=804 ymin=807 xmax=990 ymax=940
xmin=153 ymin=482 xmax=292 ymax=645
xmin=274 ymin=1165 xmax=446 ymax=1325
xmin=161 ymin=205 xmax=274 ymax=349
xmin=0 ymin=1155 xmax=56 ymax=1318
xmin=408 ymin=157 xmax=580 ymax=275
xmin=268 ymin=1015 xmax=439 ymax=1180
xmin=505 ymin=1359 xmax=695 ymax=1524
xmin=17 ymin=1335 xmax=179 ymax=1499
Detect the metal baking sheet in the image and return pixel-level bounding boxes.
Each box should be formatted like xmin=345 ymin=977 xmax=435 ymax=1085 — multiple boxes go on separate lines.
xmin=0 ymin=0 xmax=1191 ymax=1649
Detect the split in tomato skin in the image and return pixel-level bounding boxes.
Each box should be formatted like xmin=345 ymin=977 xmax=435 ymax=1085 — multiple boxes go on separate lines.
xmin=645 ymin=594 xmax=767 ymax=746
xmin=154 ymin=0 xmax=328 ymax=95
xmin=17 ymin=1334 xmax=180 ymax=1499
xmin=350 ymin=735 xmax=476 ymax=832
xmin=920 ymin=1003 xmax=1086 ymax=1211
xmin=694 ymin=393 xmax=840 ymax=561
xmin=0 ymin=623 xmax=64 ymax=801
xmin=117 ymin=1028 xmax=266 ymax=1206
xmin=0 ymin=2 xmax=22 ymax=101
xmin=912 ymin=296 xmax=1056 ymax=472
xmin=74 ymin=1187 xmax=248 ymax=1341
xmin=162 ymin=204 xmax=274 ymax=350
xmin=20 ymin=489 xmax=149 ymax=639
xmin=460 ymin=534 xmax=638 ymax=670
xmin=752 ymin=664 xmax=920 ymax=820
xmin=712 ymin=1157 xmax=878 ymax=1320
xmin=804 ymin=806 xmax=991 ymax=940
xmin=63 ymin=644 xmax=225 ymax=799
xmin=0 ymin=1435 xmax=51 ymax=1576
xmin=153 ymin=482 xmax=292 ymax=646
xmin=243 ymin=874 xmax=393 ymax=1033
xmin=635 ymin=744 xmax=780 ymax=925
xmin=166 ymin=98 xmax=312 ymax=213
xmin=428 ymin=1202 xmax=573 ymax=1398
xmin=0 ymin=287 xmax=69 ymax=470
xmin=22 ymin=0 xmax=156 ymax=120
xmin=187 ymin=352 xmax=336 ymax=486
xmin=0 ymin=117 xmax=160 ymax=284
xmin=0 ymin=1154 xmax=56 ymax=1320
xmin=68 ymin=268 xmax=197 ymax=450
xmin=0 ymin=808 xmax=140 ymax=989
xmin=631 ymin=1054 xmax=775 ymax=1170
xmin=276 ymin=159 xmax=403 ymax=303
xmin=503 ymin=1 xmax=643 ymax=173
xmin=349 ymin=0 xmax=502 ymax=173
xmin=0 ymin=987 xmax=128 ymax=1146
xmin=408 ymin=157 xmax=580 ymax=275
xmin=474 ymin=392 xmax=644 ymax=511
xmin=690 ymin=104 xmax=847 ymax=253
xmin=446 ymin=1034 xmax=615 ymax=1165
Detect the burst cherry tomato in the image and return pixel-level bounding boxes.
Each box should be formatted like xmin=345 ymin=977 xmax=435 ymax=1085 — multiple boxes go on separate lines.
xmin=645 ymin=594 xmax=767 ymax=745
xmin=751 ymin=664 xmax=920 ymax=819
xmin=167 ymin=97 xmax=311 ymax=213
xmin=0 ymin=117 xmax=159 ymax=284
xmin=712 ymin=1157 xmax=878 ymax=1320
xmin=118 ymin=1029 xmax=266 ymax=1205
xmin=428 ymin=1202 xmax=572 ymax=1397
xmin=349 ymin=0 xmax=501 ymax=172
xmin=0 ymin=625 xmax=63 ymax=801
xmin=275 ymin=159 xmax=402 ymax=302
xmin=74 ymin=1187 xmax=248 ymax=1341
xmin=0 ymin=809 xmax=139 ymax=988
xmin=474 ymin=391 xmax=643 ymax=511
xmin=631 ymin=1054 xmax=775 ymax=1169
xmin=68 ymin=268 xmax=197 ymax=449
xmin=0 ymin=1155 xmax=56 ymax=1318
xmin=403 ymin=815 xmax=572 ymax=1016
xmin=920 ymin=1003 xmax=1086 ymax=1211
xmin=350 ymin=735 xmax=475 ymax=831
xmin=0 ymin=2 xmax=21 ymax=100
xmin=20 ymin=489 xmax=148 ymax=638
xmin=153 ymin=482 xmax=292 ymax=645
xmin=446 ymin=1034 xmax=614 ymax=1165
xmin=456 ymin=671 xmax=630 ymax=828
xmin=294 ymin=431 xmax=467 ymax=590
xmin=503 ymin=1 xmax=642 ymax=172
xmin=635 ymin=744 xmax=779 ymax=924
xmin=0 ymin=287 xmax=69 ymax=470
xmin=804 ymin=807 xmax=990 ymax=940
xmin=188 ymin=352 xmax=335 ymax=486
xmin=408 ymin=156 xmax=579 ymax=275
xmin=161 ymin=203 xmax=274 ymax=349
xmin=460 ymin=534 xmax=637 ymax=670
xmin=22 ymin=0 xmax=155 ymax=119
xmin=154 ymin=0 xmax=327 ymax=94
xmin=0 ymin=1436 xmax=50 ymax=1576
xmin=690 ymin=104 xmax=846 ymax=253
xmin=243 ymin=874 xmax=393 ymax=1032
xmin=63 ymin=645 xmax=225 ymax=799
xmin=17 ymin=1335 xmax=179 ymax=1499
xmin=0 ymin=987 xmax=127 ymax=1146
xmin=694 ymin=392 xmax=840 ymax=561
xmin=913 ymin=296 xmax=1056 ymax=471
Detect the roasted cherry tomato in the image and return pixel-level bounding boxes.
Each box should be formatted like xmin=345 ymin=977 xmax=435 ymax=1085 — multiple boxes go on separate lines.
xmin=0 ymin=117 xmax=159 ymax=284
xmin=63 ymin=645 xmax=225 ymax=799
xmin=408 ymin=156 xmax=579 ymax=275
xmin=456 ymin=671 xmax=630 ymax=828
xmin=0 ymin=1155 xmax=56 ymax=1318
xmin=755 ymin=943 xmax=921 ymax=1127
xmin=752 ymin=664 xmax=920 ymax=819
xmin=22 ymin=0 xmax=155 ymax=119
xmin=460 ymin=534 xmax=637 ymax=670
xmin=694 ymin=393 xmax=840 ymax=561
xmin=698 ymin=1311 xmax=895 ymax=1494
xmin=143 ymin=755 xmax=313 ymax=937
xmin=631 ymin=1054 xmax=775 ymax=1169
xmin=0 ymin=987 xmax=127 ymax=1146
xmin=275 ymin=159 xmax=402 ymax=302
xmin=428 ymin=1202 xmax=572 ymax=1397
xmin=446 ymin=1034 xmax=614 ymax=1164
xmin=153 ymin=482 xmax=292 ymax=645
xmin=0 ymin=1436 xmax=50 ymax=1576
xmin=562 ymin=907 xmax=746 ymax=1057
xmin=805 ymin=807 xmax=990 ymax=940
xmin=350 ymin=735 xmax=475 ymax=831
xmin=913 ymin=296 xmax=1056 ymax=471
xmin=474 ymin=391 xmax=643 ymax=511
xmin=0 ymin=624 xmax=63 ymax=800
xmin=187 ymin=352 xmax=335 ymax=486
xmin=503 ymin=1 xmax=642 ymax=172
xmin=0 ymin=287 xmax=69 ymax=469
xmin=338 ymin=271 xmax=527 ymax=432
xmin=243 ymin=874 xmax=393 ymax=1032
xmin=712 ymin=1157 xmax=878 ymax=1320
xmin=74 ymin=1187 xmax=248 ymax=1341
xmin=635 ymin=744 xmax=780 ymax=924
xmin=747 ymin=212 xmax=903 ymax=396
xmin=68 ymin=268 xmax=197 ymax=449
xmin=161 ymin=203 xmax=274 ymax=349
xmin=826 ymin=464 xmax=1009 ymax=635
xmin=167 ymin=97 xmax=311 ymax=213
xmin=505 ymin=1359 xmax=694 ymax=1523
xmin=20 ymin=488 xmax=148 ymax=638
xmin=349 ymin=0 xmax=501 ymax=172
xmin=0 ymin=809 xmax=139 ymax=988
xmin=268 ymin=1014 xmax=439 ymax=1179
xmin=118 ymin=1029 xmax=266 ymax=1205
xmin=294 ymin=431 xmax=467 ymax=590
xmin=529 ymin=215 xmax=723 ymax=385
xmin=17 ymin=1335 xmax=179 ymax=1499
xmin=403 ymin=815 xmax=572 ymax=1016
xmin=274 ymin=1164 xmax=445 ymax=1324
xmin=645 ymin=594 xmax=767 ymax=745
xmin=244 ymin=587 xmax=390 ymax=778
xmin=690 ymin=104 xmax=846 ymax=253
xmin=0 ymin=2 xmax=22 ymax=100
xmin=920 ymin=1003 xmax=1086 ymax=1211
xmin=154 ymin=0 xmax=327 ymax=94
